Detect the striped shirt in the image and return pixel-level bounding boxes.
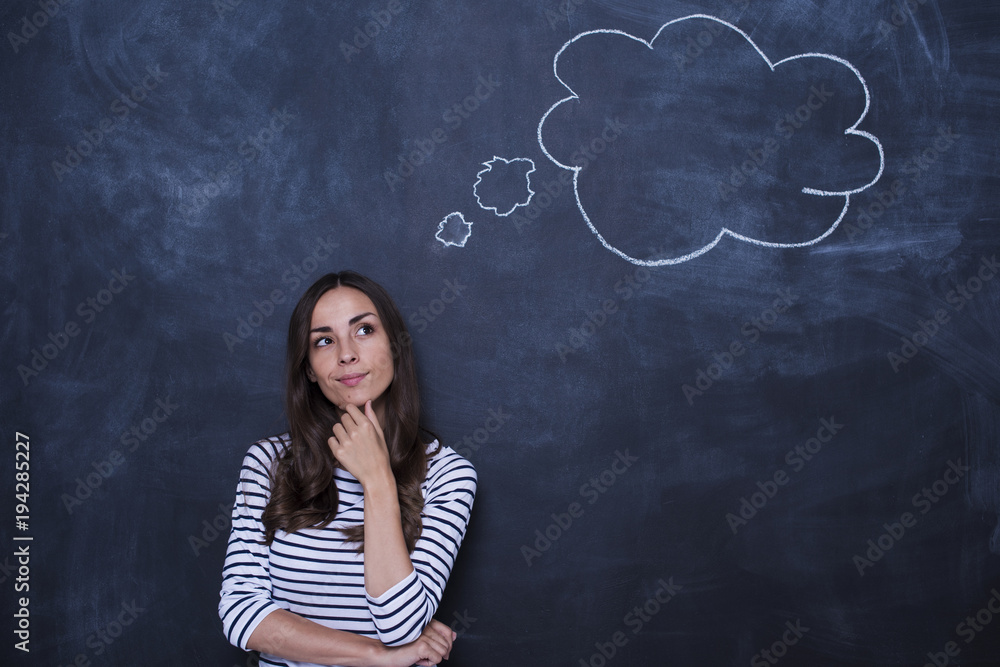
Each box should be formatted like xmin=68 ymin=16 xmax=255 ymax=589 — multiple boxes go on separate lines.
xmin=219 ymin=434 xmax=477 ymax=667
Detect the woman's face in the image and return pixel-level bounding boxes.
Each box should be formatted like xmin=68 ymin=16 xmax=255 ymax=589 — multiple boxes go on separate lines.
xmin=305 ymin=286 xmax=395 ymax=421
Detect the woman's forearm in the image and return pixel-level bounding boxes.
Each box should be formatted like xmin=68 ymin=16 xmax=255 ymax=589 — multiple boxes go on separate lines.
xmin=246 ymin=608 xmax=385 ymax=666
xmin=248 ymin=605 xmax=453 ymax=667
xmin=362 ymin=470 xmax=416 ymax=598
xmin=326 ymin=403 xmax=419 ymax=602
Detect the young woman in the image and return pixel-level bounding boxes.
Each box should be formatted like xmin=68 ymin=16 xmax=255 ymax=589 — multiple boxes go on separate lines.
xmin=219 ymin=271 xmax=477 ymax=667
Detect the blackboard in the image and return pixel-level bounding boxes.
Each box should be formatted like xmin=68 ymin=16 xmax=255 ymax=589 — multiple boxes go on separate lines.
xmin=3 ymin=0 xmax=1000 ymax=664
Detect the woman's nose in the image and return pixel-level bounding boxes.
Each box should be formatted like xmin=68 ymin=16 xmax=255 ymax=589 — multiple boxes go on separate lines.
xmin=338 ymin=340 xmax=358 ymax=364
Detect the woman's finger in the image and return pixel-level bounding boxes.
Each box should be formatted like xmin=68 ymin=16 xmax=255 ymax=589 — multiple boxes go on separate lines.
xmin=426 ymin=619 xmax=454 ymax=658
xmin=419 ymin=636 xmax=447 ymax=661
xmin=426 ymin=618 xmax=453 ymax=641
xmin=338 ymin=406 xmax=360 ymax=432
xmin=331 ymin=421 xmax=349 ymax=442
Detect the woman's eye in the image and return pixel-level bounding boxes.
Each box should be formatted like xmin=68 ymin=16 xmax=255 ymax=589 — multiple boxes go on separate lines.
xmin=358 ymin=324 xmax=375 ymax=336
xmin=314 ymin=336 xmax=333 ymax=348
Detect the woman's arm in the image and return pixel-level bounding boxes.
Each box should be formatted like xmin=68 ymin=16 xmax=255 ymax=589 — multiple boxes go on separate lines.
xmin=329 ymin=402 xmax=415 ymax=597
xmin=362 ymin=466 xmax=416 ymax=597
xmin=247 ymin=609 xmax=382 ymax=665
xmin=329 ymin=402 xmax=477 ymax=645
xmin=365 ymin=447 xmax=476 ymax=643
xmin=246 ymin=610 xmax=454 ymax=667
xmin=219 ymin=439 xmax=285 ymax=648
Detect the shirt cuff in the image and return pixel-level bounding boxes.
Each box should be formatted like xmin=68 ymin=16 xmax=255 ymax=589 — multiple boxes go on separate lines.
xmin=234 ymin=600 xmax=283 ymax=650
xmin=366 ymin=568 xmax=417 ymax=606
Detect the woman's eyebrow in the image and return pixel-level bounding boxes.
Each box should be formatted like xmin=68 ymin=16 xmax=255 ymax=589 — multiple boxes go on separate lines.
xmin=348 ymin=311 xmax=376 ymax=325
xmin=310 ymin=312 xmax=376 ymax=334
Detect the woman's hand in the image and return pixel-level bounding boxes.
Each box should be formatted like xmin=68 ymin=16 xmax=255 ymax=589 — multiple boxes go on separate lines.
xmin=333 ymin=400 xmax=411 ymax=598
xmin=328 ymin=401 xmax=393 ymax=488
xmin=377 ymin=619 xmax=456 ymax=667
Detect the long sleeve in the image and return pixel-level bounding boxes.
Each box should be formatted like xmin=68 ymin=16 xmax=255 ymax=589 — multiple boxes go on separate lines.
xmin=218 ymin=437 xmax=285 ymax=649
xmin=365 ymin=447 xmax=477 ymax=645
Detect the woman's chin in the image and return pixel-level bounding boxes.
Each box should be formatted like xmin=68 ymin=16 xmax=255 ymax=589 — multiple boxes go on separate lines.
xmin=334 ymin=399 xmax=367 ymax=413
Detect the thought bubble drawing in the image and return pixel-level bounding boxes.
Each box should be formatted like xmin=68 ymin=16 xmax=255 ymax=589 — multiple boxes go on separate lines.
xmin=474 ymin=156 xmax=536 ymax=217
xmin=537 ymin=15 xmax=885 ymax=265
xmin=435 ymin=212 xmax=473 ymax=248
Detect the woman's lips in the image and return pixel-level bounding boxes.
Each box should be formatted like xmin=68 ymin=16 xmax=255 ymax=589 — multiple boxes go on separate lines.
xmin=338 ymin=373 xmax=367 ymax=387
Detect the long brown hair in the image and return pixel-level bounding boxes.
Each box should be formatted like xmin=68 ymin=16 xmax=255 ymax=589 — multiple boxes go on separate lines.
xmin=261 ymin=271 xmax=432 ymax=552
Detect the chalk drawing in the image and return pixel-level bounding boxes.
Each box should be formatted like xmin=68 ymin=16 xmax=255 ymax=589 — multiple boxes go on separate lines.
xmin=435 ymin=212 xmax=474 ymax=248
xmin=537 ymin=15 xmax=885 ymax=266
xmin=473 ymin=156 xmax=537 ymax=217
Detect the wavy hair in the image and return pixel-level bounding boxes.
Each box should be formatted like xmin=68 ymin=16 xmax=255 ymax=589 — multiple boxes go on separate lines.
xmin=261 ymin=271 xmax=433 ymax=552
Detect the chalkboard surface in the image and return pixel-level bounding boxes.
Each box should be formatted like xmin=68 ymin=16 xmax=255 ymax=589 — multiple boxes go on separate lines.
xmin=3 ymin=0 xmax=1000 ymax=665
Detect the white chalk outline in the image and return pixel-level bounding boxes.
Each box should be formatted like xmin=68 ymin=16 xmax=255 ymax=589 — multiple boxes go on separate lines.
xmin=537 ymin=14 xmax=886 ymax=266
xmin=435 ymin=211 xmax=474 ymax=248
xmin=473 ymin=156 xmax=537 ymax=216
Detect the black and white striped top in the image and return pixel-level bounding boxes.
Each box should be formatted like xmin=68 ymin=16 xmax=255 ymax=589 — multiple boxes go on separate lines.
xmin=218 ymin=434 xmax=477 ymax=667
